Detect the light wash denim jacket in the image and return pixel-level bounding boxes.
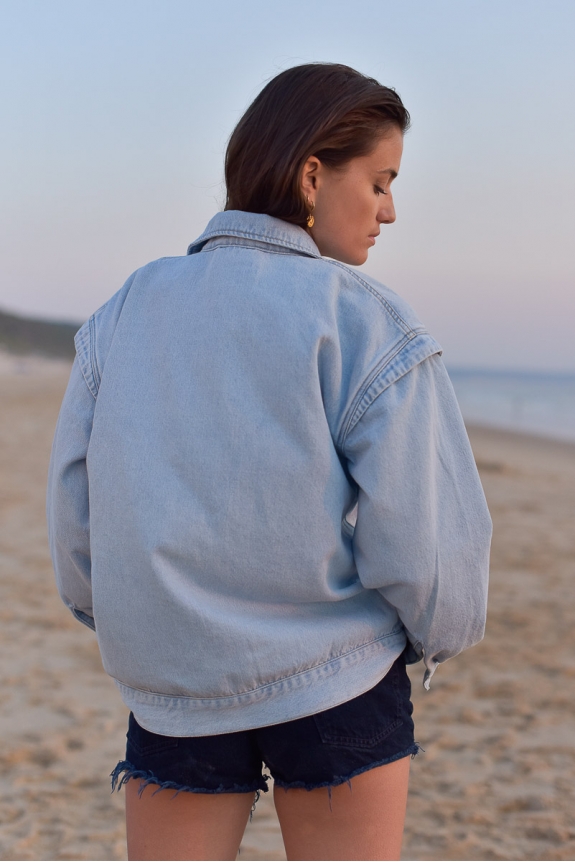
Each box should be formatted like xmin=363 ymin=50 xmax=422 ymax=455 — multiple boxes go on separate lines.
xmin=47 ymin=211 xmax=491 ymax=736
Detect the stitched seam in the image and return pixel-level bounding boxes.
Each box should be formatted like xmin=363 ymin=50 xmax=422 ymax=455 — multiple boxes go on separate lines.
xmin=338 ymin=332 xmax=417 ymax=448
xmin=201 ymin=245 xmax=304 ymax=259
xmin=190 ymin=228 xmax=320 ymax=257
xmin=315 ymin=718 xmax=403 ymax=748
xmin=74 ymin=326 xmax=97 ymax=400
xmin=340 ymin=332 xmax=441 ymax=449
xmin=129 ymin=739 xmax=179 ymax=756
xmin=115 ymin=629 xmax=404 ymax=702
xmin=314 ymin=662 xmax=403 ymax=746
xmin=88 ymin=315 xmax=101 ymax=394
xmin=324 ymin=259 xmax=419 ymax=335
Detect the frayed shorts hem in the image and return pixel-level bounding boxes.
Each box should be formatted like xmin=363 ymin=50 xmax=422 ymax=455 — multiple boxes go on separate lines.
xmin=111 ymin=743 xmax=420 ymax=798
xmin=110 ymin=760 xmax=268 ymax=797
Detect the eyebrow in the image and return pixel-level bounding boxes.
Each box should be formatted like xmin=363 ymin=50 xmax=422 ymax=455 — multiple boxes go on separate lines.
xmin=376 ymin=168 xmax=398 ymax=179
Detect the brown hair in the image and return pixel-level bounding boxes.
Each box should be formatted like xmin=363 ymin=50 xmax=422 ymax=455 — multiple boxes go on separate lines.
xmin=224 ymin=63 xmax=410 ymax=228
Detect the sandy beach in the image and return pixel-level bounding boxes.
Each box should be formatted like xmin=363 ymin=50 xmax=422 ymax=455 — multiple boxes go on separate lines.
xmin=1 ymin=355 xmax=574 ymax=861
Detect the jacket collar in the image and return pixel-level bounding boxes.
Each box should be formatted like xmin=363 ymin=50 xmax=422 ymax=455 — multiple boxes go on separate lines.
xmin=187 ymin=210 xmax=321 ymax=259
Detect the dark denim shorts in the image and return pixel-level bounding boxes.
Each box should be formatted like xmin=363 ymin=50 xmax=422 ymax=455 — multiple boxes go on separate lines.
xmin=111 ymin=653 xmax=417 ymax=796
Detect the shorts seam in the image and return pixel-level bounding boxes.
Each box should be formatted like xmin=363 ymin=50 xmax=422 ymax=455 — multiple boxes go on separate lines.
xmin=312 ymin=716 xmax=404 ymax=748
xmin=128 ymin=739 xmax=180 ymax=757
xmin=311 ymin=659 xmax=404 ymax=748
xmin=271 ymin=744 xmax=420 ymax=791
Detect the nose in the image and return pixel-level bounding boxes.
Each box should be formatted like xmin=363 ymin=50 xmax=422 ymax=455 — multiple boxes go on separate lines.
xmin=378 ymin=192 xmax=396 ymax=225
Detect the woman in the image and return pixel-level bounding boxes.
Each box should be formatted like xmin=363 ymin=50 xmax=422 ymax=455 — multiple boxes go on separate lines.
xmin=47 ymin=63 xmax=491 ymax=861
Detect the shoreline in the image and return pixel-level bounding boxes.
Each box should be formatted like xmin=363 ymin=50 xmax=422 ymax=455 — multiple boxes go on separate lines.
xmin=465 ymin=422 xmax=575 ymax=454
xmin=466 ymin=421 xmax=575 ymax=454
xmin=2 ymin=350 xmax=574 ymax=449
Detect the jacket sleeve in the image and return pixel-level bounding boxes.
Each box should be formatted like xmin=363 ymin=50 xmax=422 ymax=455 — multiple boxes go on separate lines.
xmin=343 ymin=352 xmax=492 ymax=688
xmin=46 ymin=355 xmax=96 ymax=631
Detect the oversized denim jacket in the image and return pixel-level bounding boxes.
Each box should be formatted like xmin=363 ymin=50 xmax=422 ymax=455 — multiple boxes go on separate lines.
xmin=47 ymin=211 xmax=491 ymax=736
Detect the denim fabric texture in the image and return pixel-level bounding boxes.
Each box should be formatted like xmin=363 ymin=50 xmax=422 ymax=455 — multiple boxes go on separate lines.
xmin=111 ymin=653 xmax=418 ymax=795
xmin=47 ymin=211 xmax=492 ymax=737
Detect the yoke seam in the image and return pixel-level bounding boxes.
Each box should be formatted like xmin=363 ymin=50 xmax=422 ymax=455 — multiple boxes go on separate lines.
xmin=324 ymin=259 xmax=417 ymax=335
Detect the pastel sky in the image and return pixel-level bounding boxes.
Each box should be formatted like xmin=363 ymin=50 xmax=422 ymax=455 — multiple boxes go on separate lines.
xmin=1 ymin=0 xmax=574 ymax=371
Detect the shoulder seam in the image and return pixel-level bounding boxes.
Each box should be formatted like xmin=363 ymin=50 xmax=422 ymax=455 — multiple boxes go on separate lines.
xmin=339 ymin=333 xmax=442 ymax=450
xmin=89 ymin=315 xmax=102 ymax=393
xmin=324 ymin=259 xmax=414 ymax=336
xmin=74 ymin=318 xmax=98 ymax=400
xmin=338 ymin=332 xmax=417 ymax=446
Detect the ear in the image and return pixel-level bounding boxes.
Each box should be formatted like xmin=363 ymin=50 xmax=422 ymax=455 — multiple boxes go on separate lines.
xmin=300 ymin=156 xmax=321 ymax=201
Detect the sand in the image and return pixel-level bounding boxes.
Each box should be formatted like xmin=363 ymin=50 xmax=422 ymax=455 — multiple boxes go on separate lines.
xmin=0 ymin=355 xmax=574 ymax=861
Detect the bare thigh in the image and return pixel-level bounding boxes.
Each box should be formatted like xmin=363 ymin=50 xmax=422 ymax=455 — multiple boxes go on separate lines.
xmin=124 ymin=779 xmax=255 ymax=861
xmin=273 ymin=755 xmax=411 ymax=861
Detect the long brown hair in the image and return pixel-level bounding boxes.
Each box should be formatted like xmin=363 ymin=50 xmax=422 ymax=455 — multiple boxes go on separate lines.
xmin=224 ymin=63 xmax=410 ymax=228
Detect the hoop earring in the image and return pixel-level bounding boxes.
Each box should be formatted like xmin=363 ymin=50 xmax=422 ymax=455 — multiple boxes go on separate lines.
xmin=306 ymin=198 xmax=315 ymax=229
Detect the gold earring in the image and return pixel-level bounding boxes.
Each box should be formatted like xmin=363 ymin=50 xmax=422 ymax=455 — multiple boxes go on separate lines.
xmin=306 ymin=198 xmax=315 ymax=228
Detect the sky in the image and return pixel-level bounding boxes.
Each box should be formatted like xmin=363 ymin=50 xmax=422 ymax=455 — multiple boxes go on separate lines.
xmin=1 ymin=0 xmax=574 ymax=372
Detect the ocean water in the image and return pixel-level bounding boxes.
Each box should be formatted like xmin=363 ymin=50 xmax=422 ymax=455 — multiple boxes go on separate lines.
xmin=448 ymin=369 xmax=575 ymax=443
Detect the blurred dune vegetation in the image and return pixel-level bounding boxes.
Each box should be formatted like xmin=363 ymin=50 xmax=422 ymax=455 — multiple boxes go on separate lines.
xmin=0 ymin=309 xmax=79 ymax=359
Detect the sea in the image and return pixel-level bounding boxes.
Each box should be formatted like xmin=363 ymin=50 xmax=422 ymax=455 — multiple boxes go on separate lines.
xmin=448 ymin=369 xmax=575 ymax=444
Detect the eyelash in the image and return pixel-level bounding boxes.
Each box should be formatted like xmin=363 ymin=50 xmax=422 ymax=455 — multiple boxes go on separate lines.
xmin=374 ymin=185 xmax=388 ymax=196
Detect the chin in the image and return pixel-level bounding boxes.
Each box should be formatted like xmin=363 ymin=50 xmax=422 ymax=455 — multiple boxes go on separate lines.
xmin=347 ymin=251 xmax=369 ymax=266
xmin=319 ymin=239 xmax=368 ymax=266
xmin=332 ymin=249 xmax=368 ymax=266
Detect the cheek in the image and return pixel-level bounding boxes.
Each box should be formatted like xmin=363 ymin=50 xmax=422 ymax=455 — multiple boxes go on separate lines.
xmin=313 ymin=180 xmax=376 ymax=261
xmin=337 ymin=189 xmax=374 ymax=227
xmin=347 ymin=199 xmax=377 ymax=242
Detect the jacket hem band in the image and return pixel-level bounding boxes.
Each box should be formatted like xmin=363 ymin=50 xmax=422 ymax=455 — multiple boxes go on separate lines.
xmin=114 ymin=630 xmax=408 ymax=737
